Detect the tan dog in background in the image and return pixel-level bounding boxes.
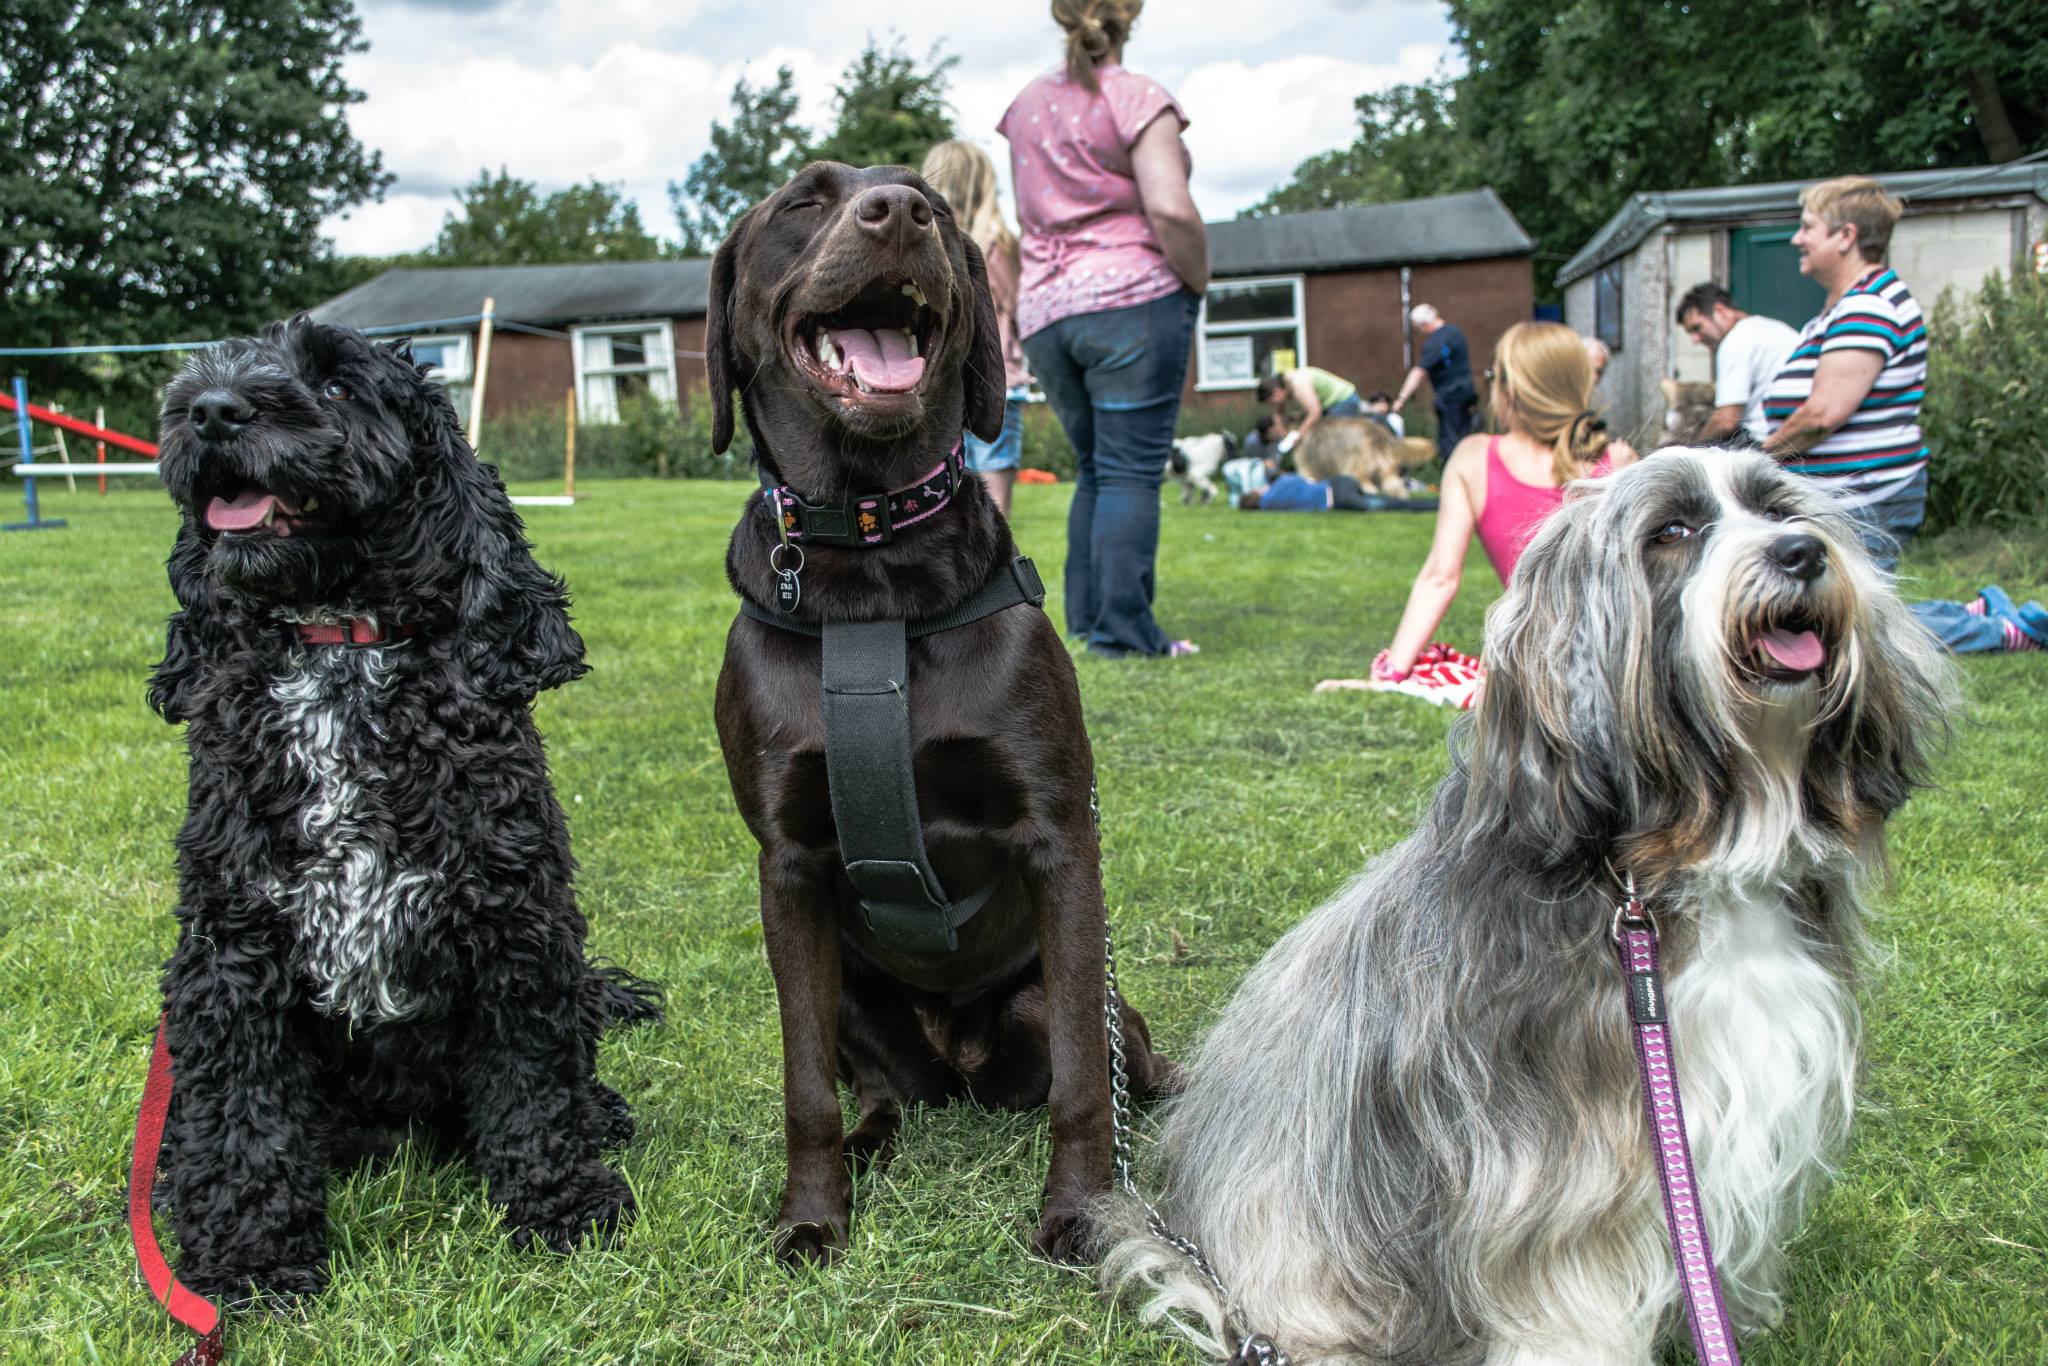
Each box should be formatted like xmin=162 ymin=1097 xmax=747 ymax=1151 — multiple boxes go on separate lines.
xmin=1292 ymin=416 xmax=1437 ymax=497
xmin=1661 ymin=378 xmax=1718 ymax=445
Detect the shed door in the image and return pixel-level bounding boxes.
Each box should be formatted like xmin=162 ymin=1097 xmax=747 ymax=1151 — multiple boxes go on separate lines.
xmin=1730 ymin=225 xmax=1825 ymax=328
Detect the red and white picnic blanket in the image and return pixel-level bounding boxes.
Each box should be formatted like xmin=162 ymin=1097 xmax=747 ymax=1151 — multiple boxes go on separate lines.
xmin=1370 ymin=642 xmax=1486 ymax=710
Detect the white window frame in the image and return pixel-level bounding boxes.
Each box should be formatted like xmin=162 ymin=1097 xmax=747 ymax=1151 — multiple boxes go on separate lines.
xmin=571 ymin=321 xmax=679 ymax=424
xmin=1195 ymin=274 xmax=1306 ymax=391
xmin=407 ymin=332 xmax=473 ymax=384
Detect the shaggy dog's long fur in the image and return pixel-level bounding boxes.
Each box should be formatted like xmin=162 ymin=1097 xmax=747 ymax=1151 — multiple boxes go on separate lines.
xmin=1102 ymin=450 xmax=1953 ymax=1364
xmin=149 ymin=317 xmax=662 ymax=1302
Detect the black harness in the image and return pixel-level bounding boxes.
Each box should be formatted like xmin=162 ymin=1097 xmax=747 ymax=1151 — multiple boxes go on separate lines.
xmin=741 ymin=551 xmax=1047 ymax=955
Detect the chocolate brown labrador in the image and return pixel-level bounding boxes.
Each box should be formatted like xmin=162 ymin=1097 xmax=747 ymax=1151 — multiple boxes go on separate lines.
xmin=705 ymin=162 xmax=1175 ymax=1265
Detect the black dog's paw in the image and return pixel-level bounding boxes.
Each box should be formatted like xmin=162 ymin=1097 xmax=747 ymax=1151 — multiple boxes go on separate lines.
xmin=773 ymin=1217 xmax=848 ymax=1267
xmin=840 ymin=1116 xmax=899 ymax=1177
xmin=185 ymin=1256 xmax=328 ymax=1308
xmin=1032 ymin=1205 xmax=1092 ymax=1264
xmin=592 ymin=1085 xmax=635 ymax=1150
xmin=506 ymin=1164 xmax=634 ymax=1253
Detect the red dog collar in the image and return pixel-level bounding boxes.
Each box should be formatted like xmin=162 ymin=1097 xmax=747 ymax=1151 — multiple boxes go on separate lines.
xmin=296 ymin=617 xmax=415 ymax=646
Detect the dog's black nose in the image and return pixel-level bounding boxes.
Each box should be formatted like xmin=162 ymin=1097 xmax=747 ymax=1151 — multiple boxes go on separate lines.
xmin=853 ymin=185 xmax=934 ymax=249
xmin=189 ymin=389 xmax=256 ymax=441
xmin=1767 ymin=532 xmax=1827 ymax=581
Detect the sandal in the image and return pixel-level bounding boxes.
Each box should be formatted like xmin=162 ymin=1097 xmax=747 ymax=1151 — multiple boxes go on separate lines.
xmin=1167 ymin=639 xmax=1201 ymax=657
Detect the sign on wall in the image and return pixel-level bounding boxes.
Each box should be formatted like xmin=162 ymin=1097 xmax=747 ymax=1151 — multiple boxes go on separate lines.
xmin=1206 ymin=334 xmax=1254 ymax=384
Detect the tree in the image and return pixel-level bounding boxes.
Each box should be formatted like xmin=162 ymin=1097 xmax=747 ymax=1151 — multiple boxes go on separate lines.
xmin=0 ymin=0 xmax=389 ymax=389
xmin=810 ymin=36 xmax=958 ymax=172
xmin=669 ymin=66 xmax=810 ymax=254
xmin=431 ymin=168 xmax=661 ymax=265
xmin=1254 ymin=1 xmax=2047 ymax=300
xmin=1246 ymin=80 xmax=1481 ymax=216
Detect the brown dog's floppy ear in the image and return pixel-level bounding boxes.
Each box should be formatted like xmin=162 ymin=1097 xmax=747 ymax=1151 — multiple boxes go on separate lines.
xmin=959 ymin=235 xmax=1006 ymax=443
xmin=705 ymin=218 xmax=746 ymax=455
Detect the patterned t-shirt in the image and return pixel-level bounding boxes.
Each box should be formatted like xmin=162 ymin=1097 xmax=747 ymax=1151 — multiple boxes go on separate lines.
xmin=998 ymin=64 xmax=1190 ymax=340
xmin=1762 ymin=267 xmax=1928 ymax=500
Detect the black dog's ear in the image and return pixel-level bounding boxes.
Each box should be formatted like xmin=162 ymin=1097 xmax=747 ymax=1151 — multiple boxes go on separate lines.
xmin=705 ymin=213 xmax=753 ymax=456
xmin=148 ymin=516 xmax=220 ymax=723
xmin=412 ymin=403 xmax=587 ymax=702
xmin=959 ymin=235 xmax=1006 ymax=443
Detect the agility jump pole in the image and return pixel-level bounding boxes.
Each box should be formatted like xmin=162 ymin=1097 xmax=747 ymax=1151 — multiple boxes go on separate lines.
xmin=3 ymin=383 xmax=165 ymax=531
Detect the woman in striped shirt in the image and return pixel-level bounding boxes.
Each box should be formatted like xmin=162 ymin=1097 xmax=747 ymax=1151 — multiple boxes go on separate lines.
xmin=1761 ymin=176 xmax=1927 ymax=570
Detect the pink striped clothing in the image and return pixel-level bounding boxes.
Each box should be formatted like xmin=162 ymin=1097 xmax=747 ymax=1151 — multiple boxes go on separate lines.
xmin=997 ymin=64 xmax=1189 ymax=340
xmin=1475 ymin=436 xmax=1614 ymax=584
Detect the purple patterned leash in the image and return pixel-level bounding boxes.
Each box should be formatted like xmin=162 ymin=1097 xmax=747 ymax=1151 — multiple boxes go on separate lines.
xmin=1612 ymin=876 xmax=1742 ymax=1366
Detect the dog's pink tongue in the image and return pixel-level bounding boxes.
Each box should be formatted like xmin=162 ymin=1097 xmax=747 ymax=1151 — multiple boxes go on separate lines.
xmin=830 ymin=327 xmax=925 ymax=393
xmin=206 ymin=488 xmax=288 ymax=531
xmin=1759 ymin=627 xmax=1825 ymax=672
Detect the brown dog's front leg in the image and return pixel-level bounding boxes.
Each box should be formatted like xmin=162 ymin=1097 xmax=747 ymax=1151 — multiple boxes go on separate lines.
xmin=1025 ymin=838 xmax=1114 ymax=1263
xmin=761 ymin=853 xmax=851 ymax=1265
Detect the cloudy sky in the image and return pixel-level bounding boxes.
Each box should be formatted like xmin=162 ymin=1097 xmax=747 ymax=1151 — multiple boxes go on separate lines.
xmin=326 ymin=0 xmax=1459 ymax=256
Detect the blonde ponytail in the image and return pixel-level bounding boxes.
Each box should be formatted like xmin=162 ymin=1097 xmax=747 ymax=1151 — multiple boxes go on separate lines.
xmin=1052 ymin=0 xmax=1142 ymax=92
xmin=1488 ymin=322 xmax=1609 ymax=485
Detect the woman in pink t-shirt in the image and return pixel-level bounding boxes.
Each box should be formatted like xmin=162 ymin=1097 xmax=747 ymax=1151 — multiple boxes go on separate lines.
xmin=1317 ymin=322 xmax=1638 ymax=693
xmin=998 ymin=0 xmax=1208 ymax=659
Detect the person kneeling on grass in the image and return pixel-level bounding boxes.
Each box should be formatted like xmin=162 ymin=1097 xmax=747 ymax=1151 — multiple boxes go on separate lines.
xmin=1912 ymin=585 xmax=2048 ymax=655
xmin=1317 ymin=321 xmax=1636 ymax=702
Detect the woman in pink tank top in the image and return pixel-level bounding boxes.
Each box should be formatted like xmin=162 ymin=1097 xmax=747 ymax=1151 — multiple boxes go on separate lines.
xmin=1318 ymin=322 xmax=1637 ymax=691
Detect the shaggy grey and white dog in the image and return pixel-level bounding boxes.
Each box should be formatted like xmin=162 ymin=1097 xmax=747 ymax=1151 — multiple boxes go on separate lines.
xmin=1102 ymin=449 xmax=1952 ymax=1364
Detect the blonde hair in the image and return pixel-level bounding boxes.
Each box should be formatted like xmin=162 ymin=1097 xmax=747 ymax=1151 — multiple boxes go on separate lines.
xmin=1489 ymin=321 xmax=1609 ymax=485
xmin=1801 ymin=175 xmax=1904 ymax=263
xmin=918 ymin=140 xmax=1018 ymax=268
xmin=1052 ymin=0 xmax=1141 ymax=92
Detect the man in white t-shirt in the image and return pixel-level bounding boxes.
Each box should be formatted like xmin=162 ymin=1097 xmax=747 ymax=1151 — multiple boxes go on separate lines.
xmin=1674 ymin=283 xmax=1800 ymax=444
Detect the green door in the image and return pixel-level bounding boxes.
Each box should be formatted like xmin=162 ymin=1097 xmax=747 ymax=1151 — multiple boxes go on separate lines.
xmin=1730 ymin=225 xmax=1826 ymax=328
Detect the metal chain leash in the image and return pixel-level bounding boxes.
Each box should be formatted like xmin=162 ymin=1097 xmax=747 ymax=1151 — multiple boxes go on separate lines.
xmin=1093 ymin=779 xmax=1291 ymax=1366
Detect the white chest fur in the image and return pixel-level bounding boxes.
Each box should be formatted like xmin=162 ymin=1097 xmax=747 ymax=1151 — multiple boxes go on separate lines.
xmin=1665 ymin=877 xmax=1860 ymax=1321
xmin=260 ymin=647 xmax=437 ymax=1023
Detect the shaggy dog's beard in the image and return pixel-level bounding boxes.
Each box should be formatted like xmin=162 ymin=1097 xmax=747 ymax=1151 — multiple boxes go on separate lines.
xmin=1099 ymin=450 xmax=1954 ymax=1366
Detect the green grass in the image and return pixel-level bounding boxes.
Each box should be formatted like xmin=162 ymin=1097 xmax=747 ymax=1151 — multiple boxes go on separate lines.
xmin=2 ymin=480 xmax=2044 ymax=1365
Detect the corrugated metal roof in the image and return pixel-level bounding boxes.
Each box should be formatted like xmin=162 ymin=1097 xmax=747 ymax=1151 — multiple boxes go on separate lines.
xmin=1555 ymin=163 xmax=2048 ymax=287
xmin=312 ymin=258 xmax=712 ymax=331
xmin=311 ymin=189 xmax=1534 ymax=329
xmin=1211 ymin=188 xmax=1533 ymax=275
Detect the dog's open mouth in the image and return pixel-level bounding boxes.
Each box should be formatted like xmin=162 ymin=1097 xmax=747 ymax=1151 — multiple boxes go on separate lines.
xmin=1746 ymin=613 xmax=1829 ymax=683
xmin=204 ymin=480 xmax=325 ymax=538
xmin=789 ymin=278 xmax=942 ymax=402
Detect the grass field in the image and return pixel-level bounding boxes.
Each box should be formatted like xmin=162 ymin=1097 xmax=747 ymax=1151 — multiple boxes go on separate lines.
xmin=2 ymin=477 xmax=2044 ymax=1365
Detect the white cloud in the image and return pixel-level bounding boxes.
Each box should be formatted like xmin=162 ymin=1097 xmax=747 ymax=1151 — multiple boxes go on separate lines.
xmin=330 ymin=0 xmax=1458 ymax=255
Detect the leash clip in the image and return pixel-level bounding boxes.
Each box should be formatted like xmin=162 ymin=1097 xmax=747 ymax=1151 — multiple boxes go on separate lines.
xmin=1609 ymin=869 xmax=1654 ymax=944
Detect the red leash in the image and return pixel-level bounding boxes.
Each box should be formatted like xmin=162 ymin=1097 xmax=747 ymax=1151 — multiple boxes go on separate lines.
xmin=129 ymin=1014 xmax=226 ymax=1366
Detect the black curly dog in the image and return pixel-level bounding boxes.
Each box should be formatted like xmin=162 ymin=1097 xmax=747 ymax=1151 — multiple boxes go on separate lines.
xmin=148 ymin=316 xmax=662 ymax=1303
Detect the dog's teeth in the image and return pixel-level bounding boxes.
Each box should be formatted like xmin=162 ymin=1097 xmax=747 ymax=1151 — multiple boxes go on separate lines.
xmin=901 ymin=283 xmax=929 ymax=309
xmin=854 ymin=375 xmax=873 ymax=394
xmin=903 ymin=329 xmax=918 ymax=358
xmin=815 ymin=334 xmax=843 ymax=371
xmin=302 ymin=496 xmax=319 ymax=512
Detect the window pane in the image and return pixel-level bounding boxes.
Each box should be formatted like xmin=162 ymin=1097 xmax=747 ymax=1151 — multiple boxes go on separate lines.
xmin=413 ymin=340 xmax=452 ymax=370
xmin=609 ymin=333 xmax=649 ymax=368
xmin=615 ymin=371 xmax=651 ymax=405
xmin=1205 ymin=281 xmax=1295 ymax=327
xmin=1202 ymin=327 xmax=1303 ymax=386
xmin=1595 ymin=263 xmax=1624 ymax=352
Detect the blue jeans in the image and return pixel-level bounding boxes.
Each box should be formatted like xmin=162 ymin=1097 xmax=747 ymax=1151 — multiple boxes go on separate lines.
xmin=1323 ymin=394 xmax=1365 ymax=418
xmin=1909 ymin=599 xmax=2008 ymax=653
xmin=1023 ymin=288 xmax=1199 ymax=656
xmin=964 ymin=387 xmax=1027 ymax=472
xmin=1841 ymin=465 xmax=1929 ymax=573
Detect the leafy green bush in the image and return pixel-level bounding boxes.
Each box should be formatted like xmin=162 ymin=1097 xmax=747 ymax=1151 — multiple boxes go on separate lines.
xmin=480 ymin=396 xmax=750 ymax=484
xmin=1923 ymin=269 xmax=2048 ymax=534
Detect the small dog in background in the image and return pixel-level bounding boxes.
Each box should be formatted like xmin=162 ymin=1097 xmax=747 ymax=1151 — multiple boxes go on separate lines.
xmin=1662 ymin=377 xmax=1718 ymax=444
xmin=149 ymin=316 xmax=662 ymax=1302
xmin=1103 ymin=449 xmax=1952 ymax=1365
xmin=1168 ymin=430 xmax=1237 ymax=504
xmin=1292 ymin=415 xmax=1437 ymax=497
